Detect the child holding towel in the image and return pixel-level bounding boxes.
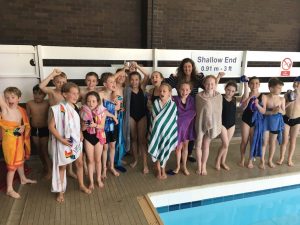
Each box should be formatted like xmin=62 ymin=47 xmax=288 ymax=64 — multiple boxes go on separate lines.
xmin=195 ymin=75 xmax=222 ymax=176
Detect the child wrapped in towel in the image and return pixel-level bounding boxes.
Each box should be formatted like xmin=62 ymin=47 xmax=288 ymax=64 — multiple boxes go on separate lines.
xmin=148 ymin=83 xmax=178 ymax=179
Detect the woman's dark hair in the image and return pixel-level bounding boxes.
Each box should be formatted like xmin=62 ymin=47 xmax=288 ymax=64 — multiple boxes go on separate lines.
xmin=177 ymin=58 xmax=198 ymax=83
xmin=85 ymin=91 xmax=101 ymax=103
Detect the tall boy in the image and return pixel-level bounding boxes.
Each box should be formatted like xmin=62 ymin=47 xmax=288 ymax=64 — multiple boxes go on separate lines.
xmin=278 ymin=76 xmax=300 ymax=166
xmin=260 ymin=78 xmax=285 ymax=169
xmin=26 ymin=85 xmax=51 ymax=179
xmin=0 ymin=87 xmax=36 ymax=198
xmin=80 ymin=72 xmax=99 ymax=105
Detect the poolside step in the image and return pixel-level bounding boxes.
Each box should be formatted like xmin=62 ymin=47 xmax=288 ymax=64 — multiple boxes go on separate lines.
xmin=137 ymin=196 xmax=163 ymax=225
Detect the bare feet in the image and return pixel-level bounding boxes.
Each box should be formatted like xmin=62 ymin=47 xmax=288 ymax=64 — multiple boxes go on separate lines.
xmin=89 ymin=183 xmax=94 ymax=191
xmin=238 ymin=160 xmax=245 ymax=167
xmin=268 ymin=161 xmax=275 ymax=168
xmin=276 ymin=158 xmax=284 ymax=165
xmin=288 ymin=160 xmax=295 ymax=167
xmin=173 ymin=167 xmax=180 ymax=174
xmin=215 ymin=164 xmax=221 ymax=171
xmin=221 ymin=163 xmax=230 ymax=171
xmin=130 ymin=161 xmax=137 ymax=168
xmin=247 ymin=161 xmax=254 ymax=169
xmin=201 ymin=169 xmax=207 ymax=176
xmin=67 ymin=171 xmax=77 ymax=179
xmin=110 ymin=168 xmax=120 ymax=177
xmin=195 ymin=169 xmax=201 ymax=175
xmin=6 ymin=190 xmax=21 ymax=199
xmin=101 ymin=168 xmax=107 ymax=179
xmin=97 ymin=180 xmax=104 ymax=188
xmin=160 ymin=174 xmax=167 ymax=180
xmin=20 ymin=178 xmax=37 ymax=185
xmin=259 ymin=162 xmax=265 ymax=170
xmin=143 ymin=166 xmax=149 ymax=174
xmin=80 ymin=186 xmax=92 ymax=194
xmin=182 ymin=167 xmax=190 ymax=176
xmin=56 ymin=192 xmax=64 ymax=203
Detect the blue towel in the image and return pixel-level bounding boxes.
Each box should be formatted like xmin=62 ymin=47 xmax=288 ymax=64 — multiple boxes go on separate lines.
xmin=264 ymin=113 xmax=284 ymax=144
xmin=250 ymin=109 xmax=264 ymax=159
xmin=115 ymin=110 xmax=126 ymax=169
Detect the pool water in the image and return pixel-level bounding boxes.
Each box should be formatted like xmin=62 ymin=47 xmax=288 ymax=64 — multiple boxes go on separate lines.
xmin=159 ymin=187 xmax=300 ymax=225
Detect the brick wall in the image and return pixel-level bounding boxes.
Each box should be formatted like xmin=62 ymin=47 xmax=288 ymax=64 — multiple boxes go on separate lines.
xmin=0 ymin=0 xmax=142 ymax=48
xmin=1 ymin=0 xmax=300 ymax=51
xmin=149 ymin=0 xmax=300 ymax=51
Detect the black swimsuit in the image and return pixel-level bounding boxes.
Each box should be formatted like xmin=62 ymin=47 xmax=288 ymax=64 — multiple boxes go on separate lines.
xmin=130 ymin=89 xmax=147 ymax=122
xmin=242 ymin=94 xmax=262 ymax=127
xmin=151 ymin=89 xmax=160 ymax=103
xmin=222 ymin=96 xmax=236 ymax=129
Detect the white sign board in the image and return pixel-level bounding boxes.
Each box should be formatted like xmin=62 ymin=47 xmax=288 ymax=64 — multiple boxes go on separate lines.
xmin=192 ymin=50 xmax=243 ymax=77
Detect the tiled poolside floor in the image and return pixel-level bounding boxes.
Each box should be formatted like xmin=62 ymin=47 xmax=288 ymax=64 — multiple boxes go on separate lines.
xmin=1 ymin=138 xmax=300 ymax=225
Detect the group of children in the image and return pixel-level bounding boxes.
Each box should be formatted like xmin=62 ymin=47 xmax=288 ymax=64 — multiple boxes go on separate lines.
xmin=1 ymin=58 xmax=300 ymax=203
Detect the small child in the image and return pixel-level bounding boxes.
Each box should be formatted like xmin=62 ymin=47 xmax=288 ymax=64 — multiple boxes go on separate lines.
xmin=0 ymin=87 xmax=36 ymax=199
xmin=278 ymin=76 xmax=300 ymax=166
xmin=260 ymin=78 xmax=285 ymax=169
xmin=195 ymin=75 xmax=222 ymax=176
xmin=48 ymin=82 xmax=90 ymax=203
xmin=172 ymin=82 xmax=196 ymax=175
xmin=239 ymin=76 xmax=266 ymax=168
xmin=80 ymin=72 xmax=100 ymax=105
xmin=80 ymin=91 xmax=117 ymax=190
xmin=99 ymin=73 xmax=120 ymax=177
xmin=215 ymin=81 xmax=238 ymax=171
xmin=26 ymin=85 xmax=51 ymax=179
xmin=148 ymin=83 xmax=178 ymax=179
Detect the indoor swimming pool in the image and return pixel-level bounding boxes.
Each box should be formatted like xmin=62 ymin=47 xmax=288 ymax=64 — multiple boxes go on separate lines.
xmin=148 ymin=172 xmax=300 ymax=225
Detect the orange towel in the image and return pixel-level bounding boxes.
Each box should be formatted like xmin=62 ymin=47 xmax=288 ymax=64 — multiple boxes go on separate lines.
xmin=0 ymin=107 xmax=31 ymax=171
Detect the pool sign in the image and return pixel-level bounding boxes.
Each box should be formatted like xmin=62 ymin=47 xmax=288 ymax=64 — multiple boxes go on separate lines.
xmin=192 ymin=51 xmax=243 ymax=77
xmin=281 ymin=58 xmax=292 ymax=76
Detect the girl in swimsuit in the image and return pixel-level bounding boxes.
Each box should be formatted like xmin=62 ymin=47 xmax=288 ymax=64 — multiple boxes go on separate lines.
xmin=215 ymin=81 xmax=237 ymax=171
xmin=80 ymin=91 xmax=117 ymax=190
xmin=129 ymin=71 xmax=149 ymax=173
xmin=239 ymin=76 xmax=267 ymax=168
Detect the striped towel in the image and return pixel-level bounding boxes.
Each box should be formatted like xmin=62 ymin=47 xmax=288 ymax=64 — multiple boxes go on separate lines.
xmin=148 ymin=98 xmax=178 ymax=167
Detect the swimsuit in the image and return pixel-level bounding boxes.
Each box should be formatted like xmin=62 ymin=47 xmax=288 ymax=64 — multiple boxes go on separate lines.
xmin=31 ymin=126 xmax=49 ymax=137
xmin=130 ymin=89 xmax=147 ymax=122
xmin=242 ymin=94 xmax=262 ymax=127
xmin=222 ymin=96 xmax=236 ymax=129
xmin=151 ymin=89 xmax=160 ymax=103
xmin=83 ymin=130 xmax=99 ymax=146
xmin=283 ymin=115 xmax=300 ymax=127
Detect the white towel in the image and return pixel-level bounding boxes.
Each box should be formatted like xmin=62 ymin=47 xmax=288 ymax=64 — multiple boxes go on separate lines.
xmin=50 ymin=101 xmax=82 ymax=193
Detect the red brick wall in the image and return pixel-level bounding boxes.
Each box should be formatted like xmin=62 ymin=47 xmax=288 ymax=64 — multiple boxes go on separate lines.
xmin=1 ymin=0 xmax=300 ymax=51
